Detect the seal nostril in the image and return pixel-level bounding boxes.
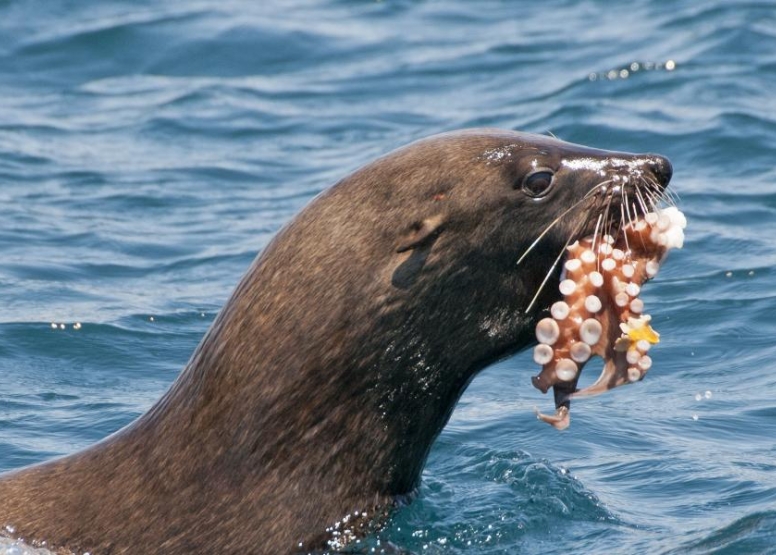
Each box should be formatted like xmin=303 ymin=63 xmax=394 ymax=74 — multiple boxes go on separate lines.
xmin=648 ymin=155 xmax=673 ymax=187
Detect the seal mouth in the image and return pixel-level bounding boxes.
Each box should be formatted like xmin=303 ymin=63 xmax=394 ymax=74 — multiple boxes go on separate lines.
xmin=532 ymin=206 xmax=686 ymax=429
xmin=513 ymin=156 xmax=684 ymax=429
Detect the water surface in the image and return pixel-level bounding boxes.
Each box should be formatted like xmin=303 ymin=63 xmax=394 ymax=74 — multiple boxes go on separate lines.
xmin=1 ymin=0 xmax=775 ymax=553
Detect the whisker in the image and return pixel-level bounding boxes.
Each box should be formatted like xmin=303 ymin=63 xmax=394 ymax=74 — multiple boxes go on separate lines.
xmin=602 ymin=191 xmax=615 ymax=232
xmin=635 ymin=187 xmax=650 ymax=215
xmin=620 ymin=202 xmax=631 ymax=252
xmin=515 ymin=187 xmax=603 ymax=267
xmin=622 ymin=186 xmax=634 ymax=227
xmin=644 ymin=173 xmax=676 ymax=207
xmin=631 ymin=201 xmax=639 ymax=222
xmin=666 ymin=185 xmax=681 ymax=205
xmin=587 ymin=179 xmax=616 ymax=198
xmin=651 ymin=176 xmax=679 ymax=207
xmin=524 ymin=218 xmax=587 ymax=314
xmin=590 ymin=213 xmax=603 ymax=259
xmin=518 ymin=166 xmax=676 ymax=315
xmin=639 ymin=176 xmax=664 ymax=208
xmin=598 ymin=205 xmax=611 ymax=272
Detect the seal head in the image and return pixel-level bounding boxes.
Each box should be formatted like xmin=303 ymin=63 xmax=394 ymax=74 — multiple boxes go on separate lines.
xmin=0 ymin=129 xmax=672 ymax=554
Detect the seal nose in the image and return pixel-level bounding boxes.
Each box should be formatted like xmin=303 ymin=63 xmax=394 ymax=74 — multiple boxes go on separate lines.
xmin=647 ymin=155 xmax=673 ymax=187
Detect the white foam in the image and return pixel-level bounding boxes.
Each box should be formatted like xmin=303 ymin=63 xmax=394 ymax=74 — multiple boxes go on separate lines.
xmin=0 ymin=538 xmax=53 ymax=555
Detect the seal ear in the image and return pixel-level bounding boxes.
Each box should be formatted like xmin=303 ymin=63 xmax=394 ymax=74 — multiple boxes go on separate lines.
xmin=392 ymin=214 xmax=445 ymax=289
xmin=396 ymin=215 xmax=445 ymax=253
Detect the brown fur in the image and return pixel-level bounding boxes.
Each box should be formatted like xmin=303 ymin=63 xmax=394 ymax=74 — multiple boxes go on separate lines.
xmin=0 ymin=129 xmax=671 ymax=554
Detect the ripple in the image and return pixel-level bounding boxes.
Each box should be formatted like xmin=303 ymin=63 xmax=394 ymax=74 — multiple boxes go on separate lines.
xmin=672 ymin=511 xmax=776 ymax=555
xmin=2 ymin=0 xmax=776 ymax=552
xmin=379 ymin=443 xmax=616 ymax=553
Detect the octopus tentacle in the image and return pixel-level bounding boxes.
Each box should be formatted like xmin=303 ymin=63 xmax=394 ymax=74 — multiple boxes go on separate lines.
xmin=533 ymin=206 xmax=686 ymax=430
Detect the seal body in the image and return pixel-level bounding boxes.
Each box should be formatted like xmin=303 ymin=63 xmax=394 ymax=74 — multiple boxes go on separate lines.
xmin=0 ymin=129 xmax=672 ymax=554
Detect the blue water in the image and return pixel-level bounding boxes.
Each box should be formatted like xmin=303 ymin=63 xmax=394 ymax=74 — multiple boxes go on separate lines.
xmin=1 ymin=0 xmax=775 ymax=553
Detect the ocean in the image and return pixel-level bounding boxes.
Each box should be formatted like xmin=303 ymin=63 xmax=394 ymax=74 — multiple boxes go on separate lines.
xmin=1 ymin=0 xmax=775 ymax=553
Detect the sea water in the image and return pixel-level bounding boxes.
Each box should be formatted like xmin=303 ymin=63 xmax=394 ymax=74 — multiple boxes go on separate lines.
xmin=1 ymin=0 xmax=776 ymax=553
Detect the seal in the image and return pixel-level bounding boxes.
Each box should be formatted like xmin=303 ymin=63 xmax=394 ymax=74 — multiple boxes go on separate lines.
xmin=0 ymin=129 xmax=673 ymax=554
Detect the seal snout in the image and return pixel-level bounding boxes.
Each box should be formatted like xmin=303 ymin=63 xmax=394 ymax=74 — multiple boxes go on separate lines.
xmin=645 ymin=155 xmax=673 ymax=187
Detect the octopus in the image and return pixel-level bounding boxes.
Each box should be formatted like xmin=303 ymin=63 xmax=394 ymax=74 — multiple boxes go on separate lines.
xmin=532 ymin=206 xmax=686 ymax=429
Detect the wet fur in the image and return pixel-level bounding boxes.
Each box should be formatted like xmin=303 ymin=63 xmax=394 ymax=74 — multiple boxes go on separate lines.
xmin=0 ymin=129 xmax=671 ymax=554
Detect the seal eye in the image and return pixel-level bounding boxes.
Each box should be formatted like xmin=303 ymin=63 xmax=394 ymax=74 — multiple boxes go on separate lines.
xmin=521 ymin=170 xmax=554 ymax=198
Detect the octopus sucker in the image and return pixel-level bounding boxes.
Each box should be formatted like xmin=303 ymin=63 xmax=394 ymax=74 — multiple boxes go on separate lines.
xmin=534 ymin=206 xmax=686 ymax=429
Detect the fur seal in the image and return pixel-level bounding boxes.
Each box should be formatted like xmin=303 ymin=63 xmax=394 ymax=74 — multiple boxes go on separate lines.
xmin=0 ymin=129 xmax=672 ymax=554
